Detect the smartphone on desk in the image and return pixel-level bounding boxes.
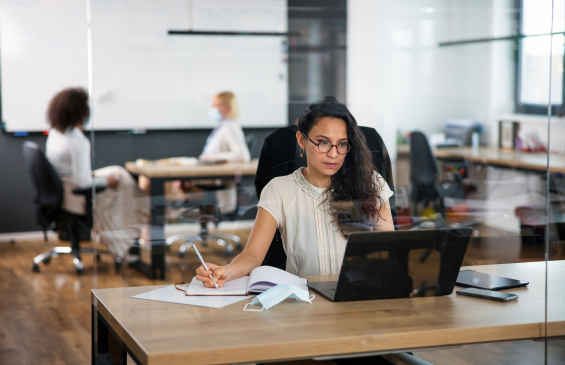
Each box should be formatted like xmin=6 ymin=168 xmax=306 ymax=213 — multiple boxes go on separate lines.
xmin=456 ymin=288 xmax=518 ymax=302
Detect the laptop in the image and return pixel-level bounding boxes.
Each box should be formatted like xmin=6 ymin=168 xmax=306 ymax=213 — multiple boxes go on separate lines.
xmin=307 ymin=228 xmax=472 ymax=302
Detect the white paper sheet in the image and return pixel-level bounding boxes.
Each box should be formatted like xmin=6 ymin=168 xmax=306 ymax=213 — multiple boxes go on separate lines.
xmin=132 ymin=285 xmax=252 ymax=308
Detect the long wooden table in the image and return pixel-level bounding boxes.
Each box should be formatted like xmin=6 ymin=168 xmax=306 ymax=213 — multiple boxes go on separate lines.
xmin=124 ymin=159 xmax=259 ymax=279
xmin=92 ymin=261 xmax=565 ymax=365
xmin=397 ymin=145 xmax=565 ymax=174
xmin=433 ymin=147 xmax=565 ymax=174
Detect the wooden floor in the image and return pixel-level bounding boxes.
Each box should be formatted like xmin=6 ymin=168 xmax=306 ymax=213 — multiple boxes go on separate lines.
xmin=0 ymin=224 xmax=564 ymax=365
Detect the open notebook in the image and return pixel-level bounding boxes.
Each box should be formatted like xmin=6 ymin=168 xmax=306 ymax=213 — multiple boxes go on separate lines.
xmin=185 ymin=266 xmax=307 ymax=296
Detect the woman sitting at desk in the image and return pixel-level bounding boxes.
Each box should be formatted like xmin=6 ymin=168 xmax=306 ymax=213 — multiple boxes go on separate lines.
xmin=173 ymin=91 xmax=250 ymax=214
xmin=45 ymin=87 xmax=149 ymax=261
xmin=199 ymin=91 xmax=250 ymax=162
xmin=196 ymin=96 xmax=395 ymax=284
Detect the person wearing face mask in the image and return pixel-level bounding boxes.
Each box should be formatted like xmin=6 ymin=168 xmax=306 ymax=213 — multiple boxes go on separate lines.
xmin=170 ymin=92 xmax=250 ymax=215
xmin=199 ymin=91 xmax=251 ymax=162
xmin=45 ymin=87 xmax=150 ymax=261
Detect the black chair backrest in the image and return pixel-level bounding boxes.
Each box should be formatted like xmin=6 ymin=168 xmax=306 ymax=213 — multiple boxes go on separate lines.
xmin=409 ymin=131 xmax=437 ymax=185
xmin=255 ymin=125 xmax=396 ymax=270
xmin=409 ymin=131 xmax=439 ymax=207
xmin=246 ymin=134 xmax=258 ymax=158
xmin=22 ymin=141 xmax=63 ymax=210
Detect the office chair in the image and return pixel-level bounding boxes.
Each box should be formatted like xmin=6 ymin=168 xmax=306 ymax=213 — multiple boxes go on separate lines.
xmin=410 ymin=131 xmax=483 ymax=262
xmin=409 ymin=131 xmax=441 ymax=214
xmin=168 ymin=135 xmax=259 ymax=257
xmin=409 ymin=131 xmax=476 ymax=217
xmin=245 ymin=134 xmax=258 ymax=158
xmin=166 ymin=189 xmax=244 ymax=257
xmin=255 ymin=125 xmax=397 ymax=270
xmin=22 ymin=141 xmax=115 ymax=274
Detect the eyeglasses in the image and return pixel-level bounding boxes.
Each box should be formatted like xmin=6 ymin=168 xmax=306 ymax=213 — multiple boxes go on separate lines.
xmin=303 ymin=133 xmax=351 ymax=155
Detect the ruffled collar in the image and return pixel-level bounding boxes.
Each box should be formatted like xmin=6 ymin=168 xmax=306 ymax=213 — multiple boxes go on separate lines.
xmin=293 ymin=167 xmax=326 ymax=200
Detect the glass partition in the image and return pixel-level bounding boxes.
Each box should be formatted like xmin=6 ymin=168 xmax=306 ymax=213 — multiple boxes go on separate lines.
xmin=545 ymin=0 xmax=565 ymax=362
xmin=347 ymin=0 xmax=556 ymax=363
xmin=88 ymin=1 xmax=559 ymax=364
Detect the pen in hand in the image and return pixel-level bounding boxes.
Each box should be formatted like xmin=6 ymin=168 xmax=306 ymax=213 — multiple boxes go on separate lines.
xmin=191 ymin=244 xmax=219 ymax=289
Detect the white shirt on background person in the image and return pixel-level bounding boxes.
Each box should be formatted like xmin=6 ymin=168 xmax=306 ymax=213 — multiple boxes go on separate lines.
xmin=200 ymin=119 xmax=251 ymax=162
xmin=46 ymin=127 xmax=106 ymax=189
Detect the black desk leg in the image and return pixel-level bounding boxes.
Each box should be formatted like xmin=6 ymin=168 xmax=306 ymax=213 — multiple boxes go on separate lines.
xmin=92 ymin=305 xmax=128 ymax=365
xmin=150 ymin=178 xmax=166 ymax=279
xmin=129 ymin=177 xmax=167 ymax=280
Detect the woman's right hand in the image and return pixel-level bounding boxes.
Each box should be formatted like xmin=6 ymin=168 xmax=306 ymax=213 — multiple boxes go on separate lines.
xmin=107 ymin=176 xmax=119 ymax=189
xmin=195 ymin=263 xmax=231 ymax=288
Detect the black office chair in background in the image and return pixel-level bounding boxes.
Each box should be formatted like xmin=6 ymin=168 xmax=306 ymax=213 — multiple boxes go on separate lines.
xmin=410 ymin=131 xmax=483 ymax=263
xmin=22 ymin=141 xmax=115 ymax=274
xmin=255 ymin=125 xmax=397 ymax=270
xmin=410 ymin=131 xmax=475 ymax=220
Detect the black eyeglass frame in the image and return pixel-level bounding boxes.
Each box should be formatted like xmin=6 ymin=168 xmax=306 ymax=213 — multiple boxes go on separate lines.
xmin=302 ymin=133 xmax=351 ymax=155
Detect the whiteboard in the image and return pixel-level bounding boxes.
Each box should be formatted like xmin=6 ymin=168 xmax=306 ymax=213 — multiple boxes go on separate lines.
xmin=1 ymin=0 xmax=288 ymax=132
xmin=0 ymin=0 xmax=88 ymax=132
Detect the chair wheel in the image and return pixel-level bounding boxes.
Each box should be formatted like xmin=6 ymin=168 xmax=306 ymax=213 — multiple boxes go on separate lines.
xmin=178 ymin=251 xmax=186 ymax=258
xmin=43 ymin=257 xmax=51 ymax=264
xmin=77 ymin=268 xmax=85 ymax=275
xmin=96 ymin=253 xmax=101 ymax=261
xmin=32 ymin=264 xmax=40 ymax=273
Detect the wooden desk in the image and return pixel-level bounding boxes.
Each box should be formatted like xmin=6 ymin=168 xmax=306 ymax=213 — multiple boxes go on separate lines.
xmin=124 ymin=159 xmax=258 ymax=279
xmin=401 ymin=146 xmax=565 ymax=174
xmin=433 ymin=147 xmax=565 ymax=173
xmin=125 ymin=160 xmax=259 ymax=179
xmin=92 ymin=261 xmax=565 ymax=365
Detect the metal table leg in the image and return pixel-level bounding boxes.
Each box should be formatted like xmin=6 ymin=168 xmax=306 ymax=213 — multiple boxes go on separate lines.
xmin=92 ymin=304 xmax=140 ymax=365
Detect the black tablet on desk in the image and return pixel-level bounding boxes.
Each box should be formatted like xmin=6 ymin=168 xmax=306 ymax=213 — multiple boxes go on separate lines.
xmin=456 ymin=270 xmax=529 ymax=290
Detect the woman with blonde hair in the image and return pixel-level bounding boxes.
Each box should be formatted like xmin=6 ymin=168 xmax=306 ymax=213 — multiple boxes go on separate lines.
xmin=170 ymin=92 xmax=251 ymax=214
xmin=200 ymin=91 xmax=250 ymax=162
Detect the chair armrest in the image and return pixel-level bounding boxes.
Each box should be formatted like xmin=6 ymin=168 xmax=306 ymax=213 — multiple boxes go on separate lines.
xmin=70 ymin=186 xmax=105 ymax=228
xmin=73 ymin=186 xmax=107 ymax=195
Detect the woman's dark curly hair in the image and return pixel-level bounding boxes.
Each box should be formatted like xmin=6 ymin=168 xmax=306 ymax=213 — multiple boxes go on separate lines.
xmin=297 ymin=96 xmax=384 ymax=237
xmin=47 ymin=87 xmax=90 ymax=132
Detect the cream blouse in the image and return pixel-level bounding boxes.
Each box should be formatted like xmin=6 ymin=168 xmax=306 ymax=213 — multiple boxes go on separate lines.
xmin=257 ymin=167 xmax=394 ymax=277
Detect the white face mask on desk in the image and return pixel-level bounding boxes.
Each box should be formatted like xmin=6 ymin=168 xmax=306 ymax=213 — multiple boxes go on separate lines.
xmin=243 ymin=284 xmax=315 ymax=311
xmin=209 ymin=108 xmax=223 ymax=122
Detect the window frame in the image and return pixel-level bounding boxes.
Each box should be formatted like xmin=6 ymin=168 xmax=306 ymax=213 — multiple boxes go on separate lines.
xmin=514 ymin=0 xmax=565 ymax=115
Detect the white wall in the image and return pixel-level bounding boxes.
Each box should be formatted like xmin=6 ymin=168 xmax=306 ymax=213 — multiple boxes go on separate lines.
xmin=347 ymin=0 xmax=516 ymax=163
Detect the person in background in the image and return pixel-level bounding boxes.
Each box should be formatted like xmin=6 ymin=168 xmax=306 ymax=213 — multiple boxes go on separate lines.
xmin=199 ymin=91 xmax=251 ymax=162
xmin=45 ymin=87 xmax=149 ymax=261
xmin=172 ymin=92 xmax=251 ymax=215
